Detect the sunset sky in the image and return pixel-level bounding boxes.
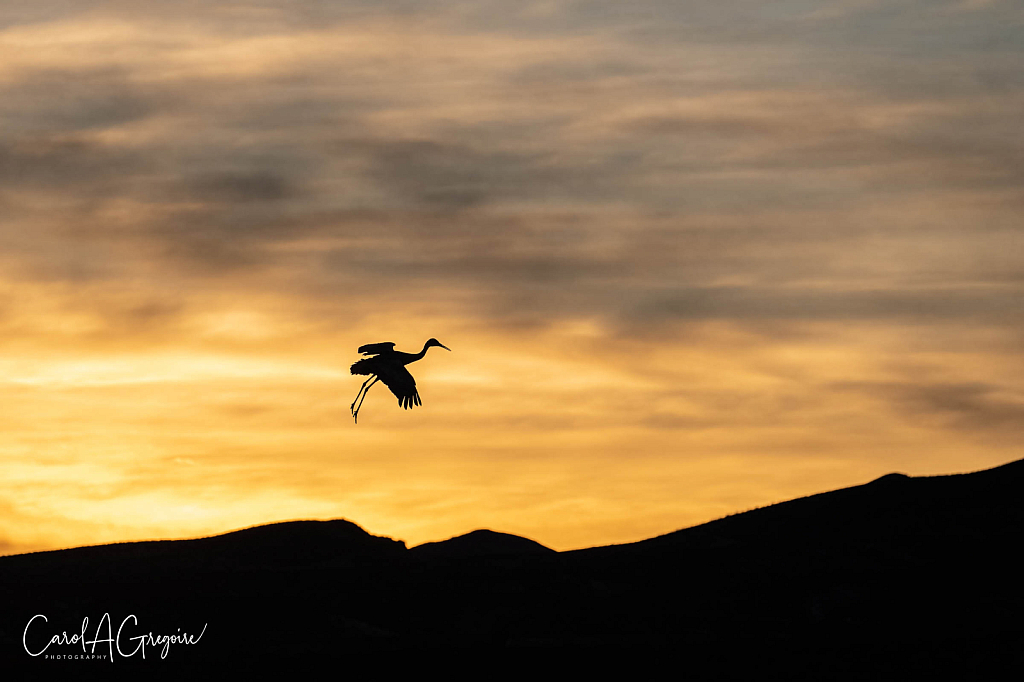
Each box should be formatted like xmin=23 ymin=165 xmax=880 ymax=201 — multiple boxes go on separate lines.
xmin=2 ymin=1 xmax=1022 ymax=555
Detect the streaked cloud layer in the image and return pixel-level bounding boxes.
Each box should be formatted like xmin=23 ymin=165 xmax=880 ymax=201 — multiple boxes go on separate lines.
xmin=2 ymin=1 xmax=1022 ymax=553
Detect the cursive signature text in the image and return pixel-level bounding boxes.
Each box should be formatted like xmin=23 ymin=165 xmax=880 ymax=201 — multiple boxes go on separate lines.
xmin=23 ymin=614 xmax=207 ymax=661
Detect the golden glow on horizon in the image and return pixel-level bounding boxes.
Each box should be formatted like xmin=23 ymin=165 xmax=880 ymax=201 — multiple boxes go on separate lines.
xmin=2 ymin=312 xmax=1019 ymax=554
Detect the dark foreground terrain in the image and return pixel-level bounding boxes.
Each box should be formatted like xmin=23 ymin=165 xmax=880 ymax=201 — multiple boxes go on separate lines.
xmin=2 ymin=460 xmax=1022 ymax=675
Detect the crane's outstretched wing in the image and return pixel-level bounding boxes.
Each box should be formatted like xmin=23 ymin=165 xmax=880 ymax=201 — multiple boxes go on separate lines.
xmin=358 ymin=341 xmax=396 ymax=355
xmin=350 ymin=356 xmax=379 ymax=376
xmin=376 ymin=365 xmax=422 ymax=409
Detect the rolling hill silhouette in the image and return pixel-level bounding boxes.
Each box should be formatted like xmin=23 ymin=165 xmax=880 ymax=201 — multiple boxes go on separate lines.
xmin=1 ymin=519 xmax=405 ymax=578
xmin=3 ymin=459 xmax=1021 ymax=673
xmin=410 ymin=529 xmax=556 ymax=561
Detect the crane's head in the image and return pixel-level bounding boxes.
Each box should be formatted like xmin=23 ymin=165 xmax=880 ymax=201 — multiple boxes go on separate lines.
xmin=426 ymin=338 xmax=451 ymax=351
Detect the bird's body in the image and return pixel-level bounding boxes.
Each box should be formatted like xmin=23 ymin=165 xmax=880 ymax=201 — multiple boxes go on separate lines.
xmin=349 ymin=338 xmax=450 ymax=422
xmin=350 ymin=351 xmax=422 ymax=409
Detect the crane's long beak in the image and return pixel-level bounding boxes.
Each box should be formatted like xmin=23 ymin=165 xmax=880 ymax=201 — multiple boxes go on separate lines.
xmin=439 ymin=343 xmax=451 ymax=351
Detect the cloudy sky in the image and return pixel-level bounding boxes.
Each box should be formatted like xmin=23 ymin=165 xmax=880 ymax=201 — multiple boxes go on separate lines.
xmin=2 ymin=1 xmax=1022 ymax=554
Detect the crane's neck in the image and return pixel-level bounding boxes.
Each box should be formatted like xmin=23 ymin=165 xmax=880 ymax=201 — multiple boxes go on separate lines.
xmin=410 ymin=341 xmax=432 ymax=362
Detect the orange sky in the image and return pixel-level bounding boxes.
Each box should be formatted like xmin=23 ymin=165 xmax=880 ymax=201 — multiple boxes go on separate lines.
xmin=2 ymin=2 xmax=1023 ymax=554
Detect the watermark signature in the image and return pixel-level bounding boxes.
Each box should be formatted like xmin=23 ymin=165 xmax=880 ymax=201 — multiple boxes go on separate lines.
xmin=23 ymin=614 xmax=206 ymax=661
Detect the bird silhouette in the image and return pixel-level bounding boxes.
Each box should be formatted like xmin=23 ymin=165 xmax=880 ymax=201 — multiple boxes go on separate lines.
xmin=349 ymin=338 xmax=451 ymax=423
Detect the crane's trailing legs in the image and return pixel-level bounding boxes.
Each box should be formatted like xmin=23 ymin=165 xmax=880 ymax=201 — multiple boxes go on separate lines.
xmin=351 ymin=376 xmax=378 ymax=423
xmin=351 ymin=375 xmax=375 ymax=410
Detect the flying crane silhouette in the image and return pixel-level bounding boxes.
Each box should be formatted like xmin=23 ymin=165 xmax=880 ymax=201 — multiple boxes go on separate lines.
xmin=349 ymin=338 xmax=451 ymax=423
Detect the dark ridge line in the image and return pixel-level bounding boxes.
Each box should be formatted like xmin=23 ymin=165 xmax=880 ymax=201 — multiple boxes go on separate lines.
xmin=1 ymin=518 xmax=385 ymax=559
xmin=3 ymin=456 xmax=1020 ymax=560
xmin=565 ymin=456 xmax=1024 ymax=553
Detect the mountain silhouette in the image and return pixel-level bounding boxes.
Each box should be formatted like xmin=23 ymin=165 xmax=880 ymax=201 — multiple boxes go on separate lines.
xmin=3 ymin=459 xmax=1021 ymax=674
xmin=0 ymin=519 xmax=405 ymax=578
xmin=582 ymin=458 xmax=1024 ymax=559
xmin=411 ymin=529 xmax=555 ymax=561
